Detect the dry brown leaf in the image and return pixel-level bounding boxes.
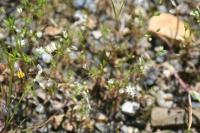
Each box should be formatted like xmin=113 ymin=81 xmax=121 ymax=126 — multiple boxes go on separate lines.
xmin=51 ymin=114 xmax=64 ymax=129
xmin=148 ymin=13 xmax=193 ymax=42
xmin=44 ymin=26 xmax=62 ymax=36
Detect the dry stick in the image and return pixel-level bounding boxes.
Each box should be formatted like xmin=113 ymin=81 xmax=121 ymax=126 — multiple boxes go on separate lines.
xmin=20 ymin=115 xmax=54 ymax=132
xmin=171 ymin=1 xmax=192 ymax=130
xmin=188 ymin=93 xmax=192 ymax=130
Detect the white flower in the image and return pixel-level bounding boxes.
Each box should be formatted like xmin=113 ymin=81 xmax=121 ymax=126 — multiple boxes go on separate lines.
xmin=125 ymin=84 xmax=138 ymax=97
xmin=36 ymin=31 xmax=43 ymax=38
xmin=108 ymin=79 xmax=115 ymax=84
xmin=119 ymin=88 xmax=125 ymax=94
xmin=45 ymin=42 xmax=57 ymax=53
xmin=17 ymin=7 xmax=23 ymax=14
xmin=62 ymin=30 xmax=68 ymax=38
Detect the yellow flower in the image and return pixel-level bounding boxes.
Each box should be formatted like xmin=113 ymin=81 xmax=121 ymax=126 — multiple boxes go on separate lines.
xmin=17 ymin=70 xmax=25 ymax=79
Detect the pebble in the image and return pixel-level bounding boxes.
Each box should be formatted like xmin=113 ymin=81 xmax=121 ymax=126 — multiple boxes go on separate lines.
xmin=157 ymin=5 xmax=167 ymax=13
xmin=35 ymin=103 xmax=45 ymax=113
xmin=73 ymin=0 xmax=96 ymax=12
xmin=51 ymin=100 xmax=64 ymax=110
xmin=121 ymin=125 xmax=136 ymax=133
xmin=0 ymin=99 xmax=8 ymax=120
xmin=41 ymin=52 xmax=52 ymax=64
xmin=36 ymin=89 xmax=48 ymax=102
xmin=73 ymin=10 xmax=87 ymax=25
xmin=44 ymin=26 xmax=62 ymax=36
xmin=62 ymin=121 xmax=74 ymax=131
xmin=177 ymin=3 xmax=190 ymax=14
xmin=85 ymin=0 xmax=96 ymax=13
xmin=91 ymin=30 xmax=102 ymax=40
xmin=134 ymin=6 xmax=147 ymax=18
xmin=121 ymin=101 xmax=140 ymax=116
xmin=96 ymin=113 xmax=108 ymax=122
xmin=0 ymin=28 xmax=8 ymax=39
xmin=156 ymin=90 xmax=173 ymax=108
xmin=155 ymin=56 xmax=165 ymax=63
xmin=134 ymin=0 xmax=151 ymax=11
xmin=34 ymin=47 xmax=53 ymax=64
xmin=95 ymin=122 xmax=109 ymax=133
xmin=73 ymin=0 xmax=85 ymax=8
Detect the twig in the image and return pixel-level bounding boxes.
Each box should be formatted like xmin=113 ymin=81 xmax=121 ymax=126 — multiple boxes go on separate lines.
xmin=19 ymin=115 xmax=54 ymax=132
xmin=187 ymin=93 xmax=192 ymax=130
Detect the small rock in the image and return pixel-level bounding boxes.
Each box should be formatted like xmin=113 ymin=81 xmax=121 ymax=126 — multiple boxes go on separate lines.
xmin=36 ymin=89 xmax=47 ymax=101
xmin=41 ymin=52 xmax=52 ymax=64
xmin=134 ymin=0 xmax=151 ymax=11
xmin=91 ymin=30 xmax=102 ymax=40
xmin=73 ymin=0 xmax=85 ymax=8
xmin=73 ymin=11 xmax=87 ymax=25
xmin=134 ymin=6 xmax=147 ymax=18
xmin=62 ymin=121 xmax=74 ymax=131
xmin=44 ymin=26 xmax=62 ymax=36
xmin=156 ymin=91 xmax=173 ymax=108
xmin=0 ymin=120 xmax=5 ymax=133
xmin=34 ymin=47 xmax=52 ymax=64
xmin=85 ymin=0 xmax=97 ymax=13
xmin=157 ymin=5 xmax=167 ymax=13
xmin=51 ymin=100 xmax=64 ymax=110
xmin=35 ymin=104 xmax=45 ymax=113
xmin=121 ymin=101 xmax=140 ymax=116
xmin=150 ymin=107 xmax=200 ymax=127
xmin=0 ymin=28 xmax=8 ymax=39
xmin=0 ymin=63 xmax=6 ymax=74
xmin=155 ymin=56 xmax=165 ymax=63
xmin=192 ymin=102 xmax=200 ymax=108
xmin=0 ymin=75 xmax=4 ymax=82
xmin=177 ymin=3 xmax=190 ymax=14
xmin=120 ymin=125 xmax=135 ymax=133
xmin=96 ymin=113 xmax=108 ymax=122
xmin=95 ymin=122 xmax=109 ymax=133
xmin=0 ymin=99 xmax=8 ymax=120
xmin=87 ymin=15 xmax=97 ymax=29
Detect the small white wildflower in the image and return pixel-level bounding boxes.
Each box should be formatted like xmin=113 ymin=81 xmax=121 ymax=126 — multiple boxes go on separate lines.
xmin=66 ymin=48 xmax=71 ymax=52
xmin=17 ymin=7 xmax=23 ymax=14
xmin=119 ymin=88 xmax=125 ymax=94
xmin=29 ymin=30 xmax=33 ymax=34
xmin=108 ymin=79 xmax=115 ymax=84
xmin=62 ymin=30 xmax=68 ymax=38
xmin=17 ymin=39 xmax=26 ymax=46
xmin=155 ymin=46 xmax=164 ymax=52
xmin=45 ymin=42 xmax=57 ymax=53
xmin=71 ymin=45 xmax=78 ymax=51
xmin=15 ymin=28 xmax=21 ymax=33
xmin=36 ymin=31 xmax=43 ymax=38
xmin=148 ymin=37 xmax=152 ymax=41
xmin=106 ymin=51 xmax=110 ymax=57
xmin=125 ymin=85 xmax=137 ymax=97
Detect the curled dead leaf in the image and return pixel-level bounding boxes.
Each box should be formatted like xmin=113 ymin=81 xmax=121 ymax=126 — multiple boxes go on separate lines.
xmin=51 ymin=114 xmax=64 ymax=129
xmin=148 ymin=13 xmax=194 ymax=43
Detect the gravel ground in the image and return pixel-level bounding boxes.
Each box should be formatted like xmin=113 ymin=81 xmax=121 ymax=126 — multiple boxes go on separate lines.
xmin=0 ymin=0 xmax=200 ymax=133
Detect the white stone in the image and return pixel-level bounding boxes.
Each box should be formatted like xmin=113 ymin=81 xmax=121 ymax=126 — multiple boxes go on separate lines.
xmin=121 ymin=101 xmax=140 ymax=116
xmin=91 ymin=30 xmax=102 ymax=39
xmin=42 ymin=52 xmax=52 ymax=63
